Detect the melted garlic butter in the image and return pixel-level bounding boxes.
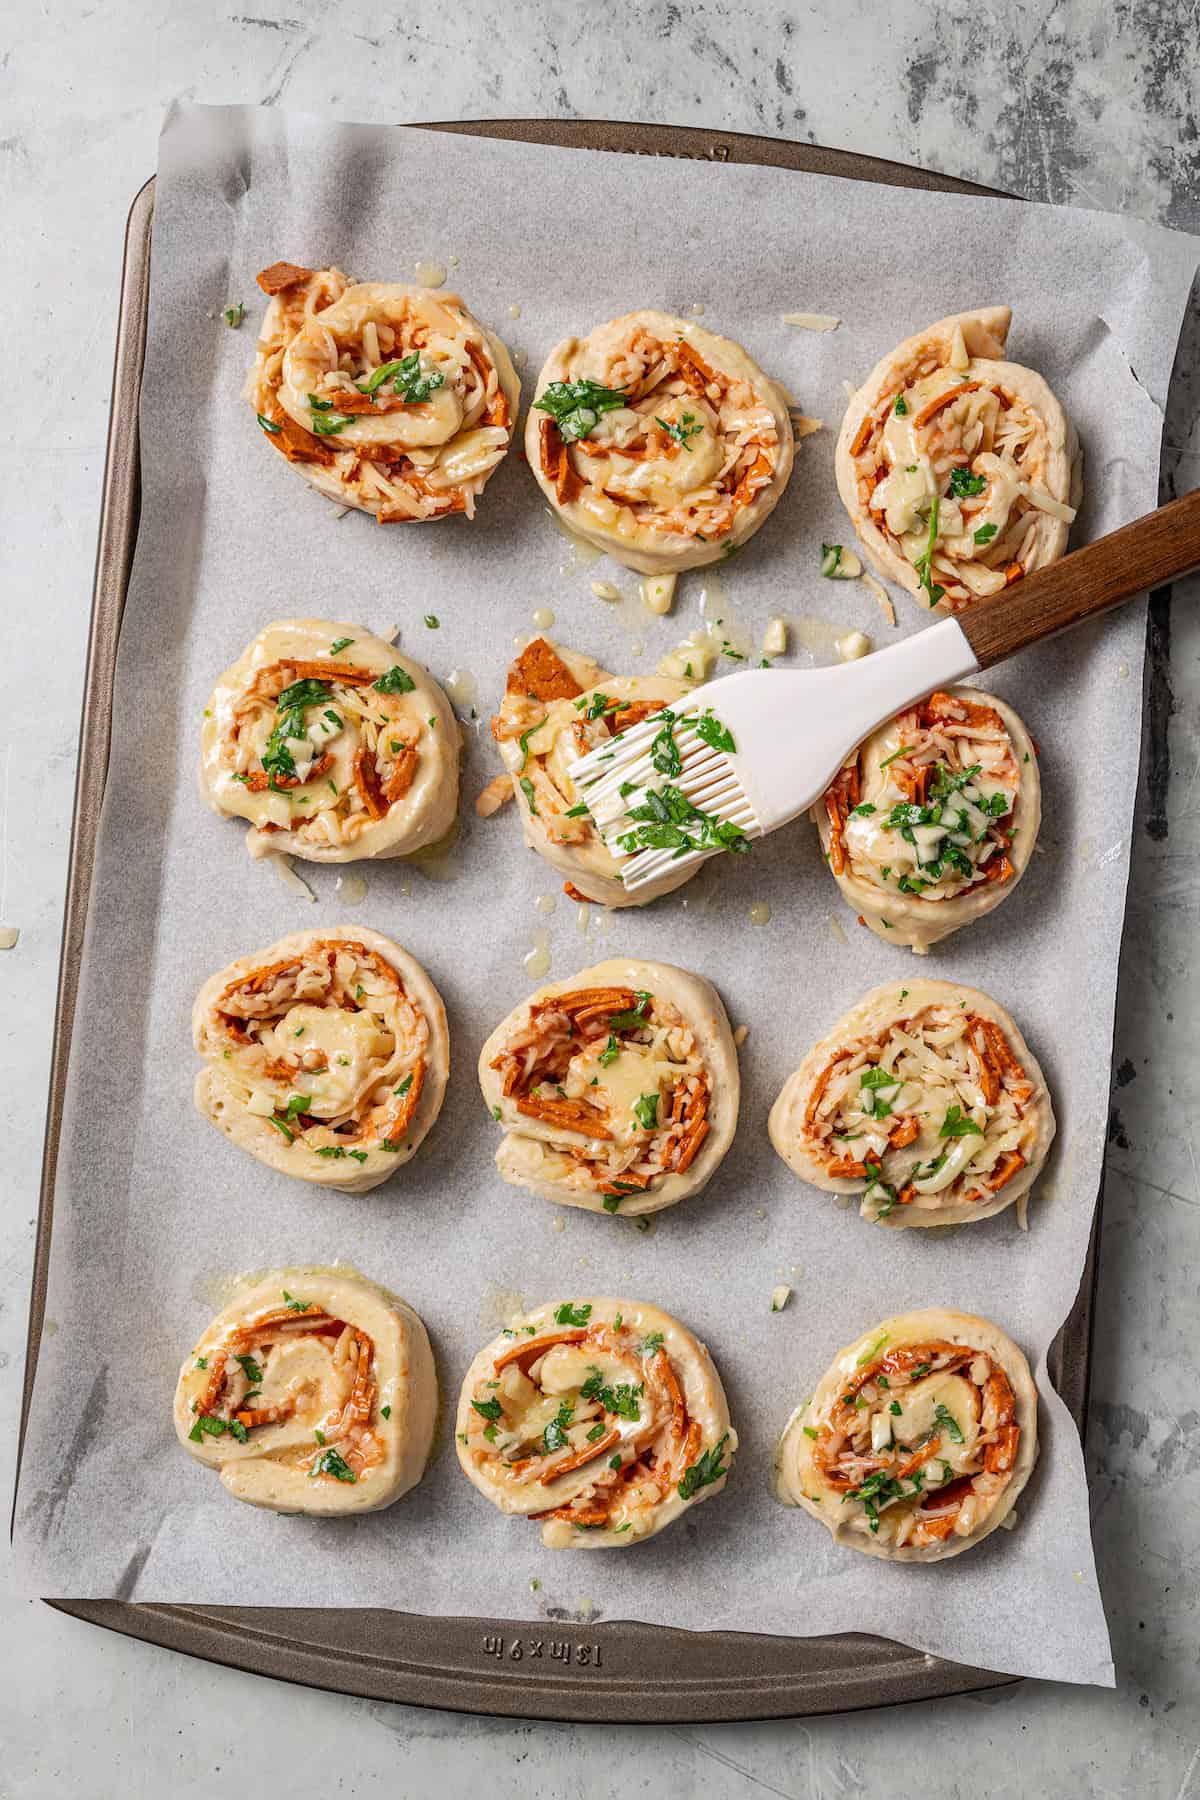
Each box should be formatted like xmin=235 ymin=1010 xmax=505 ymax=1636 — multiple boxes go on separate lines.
xmin=218 ymin=705 xmax=355 ymax=832
xmin=413 ymin=259 xmax=447 ymax=288
xmin=248 ymin=1003 xmax=391 ymax=1117
xmin=493 ymin=1342 xmax=647 ymax=1456
xmin=870 ymin=1369 xmax=981 ymax=1479
xmin=559 ymin=1038 xmax=680 ymax=1148
xmin=523 ymin=930 xmax=552 ymax=979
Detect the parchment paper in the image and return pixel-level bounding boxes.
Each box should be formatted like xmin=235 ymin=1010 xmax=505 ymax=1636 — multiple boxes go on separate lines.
xmin=16 ymin=102 xmax=1199 ymax=1686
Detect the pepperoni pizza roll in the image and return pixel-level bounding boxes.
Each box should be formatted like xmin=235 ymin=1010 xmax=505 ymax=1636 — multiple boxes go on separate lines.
xmin=201 ymin=620 xmax=459 ymax=863
xmin=768 ymin=979 xmax=1054 ymax=1227
xmin=835 ymin=307 xmax=1081 ymax=612
xmin=479 ymin=958 xmax=738 ymax=1216
xmin=527 ymin=311 xmax=793 ymax=574
xmin=193 ymin=927 xmax=449 ymax=1193
xmin=456 ymin=1297 xmax=736 ymax=1548
xmin=815 ymin=686 xmax=1040 ymax=952
xmin=775 ymin=1308 xmax=1037 ymax=1560
xmin=175 ymin=1269 xmax=436 ymax=1515
xmin=249 ymin=261 xmax=519 ymax=522
xmin=490 ymin=636 xmax=700 ymax=907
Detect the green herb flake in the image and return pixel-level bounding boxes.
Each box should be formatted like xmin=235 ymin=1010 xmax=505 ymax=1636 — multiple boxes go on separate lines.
xmin=934 ymin=1402 xmax=965 ymax=1444
xmin=424 ymin=614 xmax=440 ymax=629
xmin=519 ymin=775 xmax=538 ymax=815
xmin=948 ymin=466 xmax=986 ymax=498
xmin=695 ymin=709 xmax=736 ymax=754
xmin=554 ymin=1302 xmax=593 ymax=1327
xmin=632 ymin=1092 xmax=659 ymax=1132
xmin=256 ymin=412 xmax=282 ymax=434
xmin=939 ymin=1104 xmax=985 ymax=1139
xmin=678 ymin=1433 xmax=730 ymax=1500
xmin=223 ymin=302 xmax=245 ymax=329
xmin=373 ymin=665 xmax=417 ymax=696
xmin=534 ymin=378 xmax=627 ymax=444
xmin=310 ymin=1447 xmax=357 ymax=1483
xmin=655 ymin=411 xmax=702 ymax=451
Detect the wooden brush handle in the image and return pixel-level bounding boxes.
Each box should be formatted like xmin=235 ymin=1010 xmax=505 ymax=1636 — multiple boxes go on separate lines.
xmin=957 ymin=488 xmax=1200 ymax=669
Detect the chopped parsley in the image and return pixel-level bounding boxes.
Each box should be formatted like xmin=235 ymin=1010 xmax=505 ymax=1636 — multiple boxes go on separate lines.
xmin=518 ymin=717 xmax=546 ymax=771
xmin=640 ymin=1332 xmax=665 ymax=1356
xmin=395 ymin=1073 xmax=414 ymax=1097
xmin=608 ymin=992 xmax=652 ymax=1031
xmin=329 ymin=637 xmax=354 ymax=655
xmin=542 ymin=1400 xmax=574 ymax=1454
xmin=472 ymin=1396 xmax=503 ymax=1423
xmin=310 ymin=1447 xmax=357 ymax=1482
xmin=974 ymin=523 xmax=998 ymax=545
xmin=235 ymin=1352 xmax=264 ymax=1385
xmin=655 ymin=411 xmax=702 ymax=451
xmin=632 ymin=1092 xmax=659 ymax=1132
xmin=678 ymin=1433 xmax=730 ymax=1500
xmin=373 ymin=666 xmax=416 ymax=695
xmin=650 ymin=711 xmax=682 ymax=778
xmin=306 ymin=396 xmax=354 ymax=435
xmin=276 ymin=677 xmax=333 ymax=713
xmin=948 ymin=466 xmax=986 ymax=498
xmin=694 ymin=709 xmax=736 ymax=754
xmin=424 ymin=614 xmax=439 ymax=629
xmin=282 ymin=1291 xmax=311 ymax=1312
xmin=554 ymin=1302 xmax=592 ymax=1327
xmin=598 ymin=1035 xmax=621 ymax=1067
xmin=914 ymin=496 xmax=945 ymax=607
xmin=934 ymin=1402 xmax=965 ymax=1445
xmin=519 ymin=775 xmax=538 ymax=814
xmin=256 ymin=413 xmax=282 ymax=434
xmin=939 ymin=1104 xmax=984 ymax=1139
xmin=617 ymin=782 xmax=748 ymax=859
xmin=843 ymin=1468 xmax=907 ymax=1532
xmin=580 ymin=1368 xmax=643 ymax=1420
xmin=188 ymin=1414 xmax=228 ymax=1442
xmin=894 ymin=394 xmax=908 ymax=416
xmin=222 ymin=302 xmax=245 ymax=329
xmin=534 ymin=378 xmax=627 ymax=444
xmin=358 ymin=351 xmax=445 ymax=403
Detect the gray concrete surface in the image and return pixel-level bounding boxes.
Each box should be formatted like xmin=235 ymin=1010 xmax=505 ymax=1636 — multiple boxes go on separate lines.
xmin=3 ymin=4 xmax=1199 ymax=1795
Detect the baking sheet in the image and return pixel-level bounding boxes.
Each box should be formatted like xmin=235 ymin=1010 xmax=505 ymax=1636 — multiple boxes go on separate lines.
xmin=15 ymin=103 xmax=1198 ymax=1687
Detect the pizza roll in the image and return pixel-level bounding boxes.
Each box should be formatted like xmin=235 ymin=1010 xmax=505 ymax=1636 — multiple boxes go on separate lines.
xmin=200 ymin=619 xmax=459 ymax=863
xmin=479 ymin=958 xmax=738 ymax=1216
xmin=456 ymin=1297 xmax=736 ymax=1548
xmin=815 ymin=686 xmax=1040 ymax=952
xmin=775 ymin=1308 xmax=1037 ymax=1560
xmin=835 ymin=307 xmax=1081 ymax=612
xmin=193 ymin=927 xmax=449 ymax=1194
xmin=526 ymin=311 xmax=794 ymax=574
xmin=175 ymin=1268 xmax=436 ymax=1515
xmin=769 ymin=979 xmax=1054 ymax=1227
xmin=249 ymin=261 xmax=519 ymax=522
xmin=490 ymin=636 xmax=701 ymax=907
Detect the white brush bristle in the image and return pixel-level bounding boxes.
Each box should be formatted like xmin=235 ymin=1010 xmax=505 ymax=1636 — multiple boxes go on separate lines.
xmin=566 ymin=703 xmax=761 ymax=894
